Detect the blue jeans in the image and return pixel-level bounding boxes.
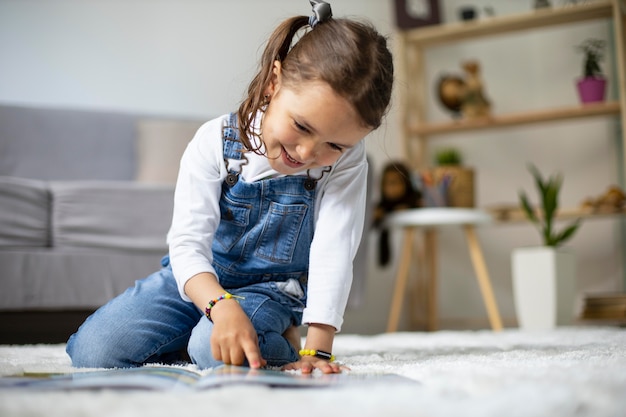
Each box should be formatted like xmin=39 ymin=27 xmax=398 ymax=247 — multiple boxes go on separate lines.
xmin=66 ymin=257 xmax=304 ymax=369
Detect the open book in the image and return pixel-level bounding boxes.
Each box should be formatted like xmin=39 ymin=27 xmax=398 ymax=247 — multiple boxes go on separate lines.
xmin=1 ymin=365 xmax=416 ymax=391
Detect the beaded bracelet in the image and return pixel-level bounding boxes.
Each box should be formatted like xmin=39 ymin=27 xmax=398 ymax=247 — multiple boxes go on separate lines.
xmin=204 ymin=293 xmax=243 ymax=322
xmin=299 ymin=349 xmax=335 ymax=362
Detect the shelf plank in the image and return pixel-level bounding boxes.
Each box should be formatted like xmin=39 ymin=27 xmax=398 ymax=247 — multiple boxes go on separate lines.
xmin=405 ymin=1 xmax=614 ymax=46
xmin=410 ymin=101 xmax=622 ymax=136
xmin=487 ymin=205 xmax=626 ymax=224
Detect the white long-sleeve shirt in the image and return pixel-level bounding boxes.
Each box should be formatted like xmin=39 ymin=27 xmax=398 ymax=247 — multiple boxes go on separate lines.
xmin=167 ymin=113 xmax=367 ymax=331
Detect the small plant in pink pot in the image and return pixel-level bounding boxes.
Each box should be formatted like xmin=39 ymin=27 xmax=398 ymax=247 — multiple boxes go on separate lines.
xmin=575 ymin=38 xmax=607 ymax=104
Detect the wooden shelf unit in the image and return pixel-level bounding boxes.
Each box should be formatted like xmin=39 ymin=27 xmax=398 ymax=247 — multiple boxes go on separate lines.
xmin=397 ymin=0 xmax=626 ymax=170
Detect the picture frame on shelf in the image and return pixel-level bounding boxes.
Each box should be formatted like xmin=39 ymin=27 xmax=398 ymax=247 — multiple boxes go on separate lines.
xmin=394 ymin=0 xmax=441 ymax=29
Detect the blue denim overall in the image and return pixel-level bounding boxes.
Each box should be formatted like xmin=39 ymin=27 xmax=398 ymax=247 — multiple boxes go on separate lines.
xmin=67 ymin=113 xmax=316 ymax=369
xmin=212 ymin=112 xmax=315 ymax=289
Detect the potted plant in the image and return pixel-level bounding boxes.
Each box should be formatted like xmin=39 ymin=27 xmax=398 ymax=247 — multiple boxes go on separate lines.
xmin=512 ymin=164 xmax=582 ymax=330
xmin=428 ymin=148 xmax=475 ymax=208
xmin=575 ymin=38 xmax=607 ymax=104
xmin=435 ymin=148 xmax=462 ymax=166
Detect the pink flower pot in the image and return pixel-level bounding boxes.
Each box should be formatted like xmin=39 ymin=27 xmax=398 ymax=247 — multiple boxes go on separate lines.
xmin=576 ymin=77 xmax=607 ymax=103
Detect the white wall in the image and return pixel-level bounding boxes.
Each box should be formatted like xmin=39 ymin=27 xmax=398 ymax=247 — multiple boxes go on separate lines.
xmin=1 ymin=0 xmax=623 ymax=333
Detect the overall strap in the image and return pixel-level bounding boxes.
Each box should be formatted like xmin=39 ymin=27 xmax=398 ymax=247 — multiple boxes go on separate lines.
xmin=222 ymin=112 xmax=245 ymax=160
xmin=222 ymin=112 xmax=247 ymax=186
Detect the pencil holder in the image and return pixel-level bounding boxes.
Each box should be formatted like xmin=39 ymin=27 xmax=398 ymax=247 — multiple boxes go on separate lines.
xmin=430 ymin=166 xmax=475 ymax=208
xmin=422 ymin=184 xmax=449 ymax=207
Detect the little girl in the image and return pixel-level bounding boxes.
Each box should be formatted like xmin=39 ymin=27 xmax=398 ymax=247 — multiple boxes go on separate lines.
xmin=67 ymin=0 xmax=393 ymax=374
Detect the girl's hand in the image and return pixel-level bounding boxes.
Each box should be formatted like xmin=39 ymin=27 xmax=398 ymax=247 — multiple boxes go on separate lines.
xmin=209 ymin=300 xmax=267 ymax=369
xmin=282 ymin=356 xmax=348 ymax=374
xmin=183 ymin=273 xmax=266 ymax=369
xmin=285 ymin=323 xmax=346 ymax=374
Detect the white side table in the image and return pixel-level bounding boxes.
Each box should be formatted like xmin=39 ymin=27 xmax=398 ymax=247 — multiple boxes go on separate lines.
xmin=385 ymin=208 xmax=503 ymax=332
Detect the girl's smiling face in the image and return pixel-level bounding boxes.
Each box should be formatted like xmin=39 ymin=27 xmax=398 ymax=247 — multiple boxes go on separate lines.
xmin=260 ymin=62 xmax=371 ymax=175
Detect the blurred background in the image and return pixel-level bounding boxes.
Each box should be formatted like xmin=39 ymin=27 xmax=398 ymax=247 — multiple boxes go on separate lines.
xmin=0 ymin=0 xmax=622 ymax=333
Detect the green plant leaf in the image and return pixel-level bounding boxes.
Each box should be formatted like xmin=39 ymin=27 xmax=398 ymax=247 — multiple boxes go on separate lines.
xmin=519 ymin=191 xmax=538 ymax=224
xmin=528 ymin=164 xmax=548 ymax=197
xmin=551 ymin=220 xmax=581 ymax=247
xmin=543 ymin=177 xmax=560 ymax=227
xmin=435 ymin=148 xmax=462 ymax=166
xmin=577 ymin=38 xmax=606 ymax=78
xmin=519 ymin=164 xmax=581 ymax=247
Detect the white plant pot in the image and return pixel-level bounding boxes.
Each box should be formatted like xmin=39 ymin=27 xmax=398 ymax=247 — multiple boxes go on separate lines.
xmin=511 ymin=247 xmax=576 ymax=331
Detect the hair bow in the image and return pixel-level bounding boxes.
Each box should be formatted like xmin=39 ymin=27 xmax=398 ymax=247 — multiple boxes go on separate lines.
xmin=309 ymin=0 xmax=332 ymax=28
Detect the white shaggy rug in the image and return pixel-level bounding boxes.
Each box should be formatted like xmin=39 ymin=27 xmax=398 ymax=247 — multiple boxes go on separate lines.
xmin=1 ymin=327 xmax=625 ymax=417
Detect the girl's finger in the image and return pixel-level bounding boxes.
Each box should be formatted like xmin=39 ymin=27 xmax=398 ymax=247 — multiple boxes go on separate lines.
xmin=300 ymin=362 xmax=314 ymax=374
xmin=211 ymin=340 xmax=222 ymax=362
xmin=241 ymin=339 xmax=265 ymax=368
xmin=220 ymin=346 xmax=231 ymax=365
xmin=230 ymin=347 xmax=246 ymax=366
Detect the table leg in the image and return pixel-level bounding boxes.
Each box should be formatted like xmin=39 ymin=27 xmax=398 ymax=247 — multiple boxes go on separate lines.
xmin=386 ymin=228 xmax=416 ymax=332
xmin=463 ymin=225 xmax=503 ymax=331
xmin=424 ymin=228 xmax=438 ymax=331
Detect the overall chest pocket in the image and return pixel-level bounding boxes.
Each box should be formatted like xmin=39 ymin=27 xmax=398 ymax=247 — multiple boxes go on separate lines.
xmin=215 ymin=197 xmax=251 ymax=252
xmin=255 ymin=202 xmax=308 ymax=264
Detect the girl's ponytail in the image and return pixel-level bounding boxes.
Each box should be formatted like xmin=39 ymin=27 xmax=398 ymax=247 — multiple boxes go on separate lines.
xmin=237 ymin=16 xmax=309 ymax=152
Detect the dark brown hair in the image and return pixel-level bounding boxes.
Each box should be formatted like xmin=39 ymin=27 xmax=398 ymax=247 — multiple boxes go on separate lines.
xmin=237 ymin=16 xmax=394 ymax=152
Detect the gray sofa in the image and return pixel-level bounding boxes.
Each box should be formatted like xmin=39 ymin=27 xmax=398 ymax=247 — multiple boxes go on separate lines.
xmin=0 ymin=104 xmax=371 ymax=343
xmin=0 ymin=104 xmax=203 ymax=342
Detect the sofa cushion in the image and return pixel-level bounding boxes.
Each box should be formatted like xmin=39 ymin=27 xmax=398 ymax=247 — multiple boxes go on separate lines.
xmin=0 ymin=176 xmax=50 ymax=247
xmin=51 ymin=181 xmax=174 ymax=251
xmin=0 ymin=249 xmax=164 ymax=310
xmin=135 ymin=118 xmax=202 ymax=184
xmin=0 ymin=105 xmax=136 ymax=181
